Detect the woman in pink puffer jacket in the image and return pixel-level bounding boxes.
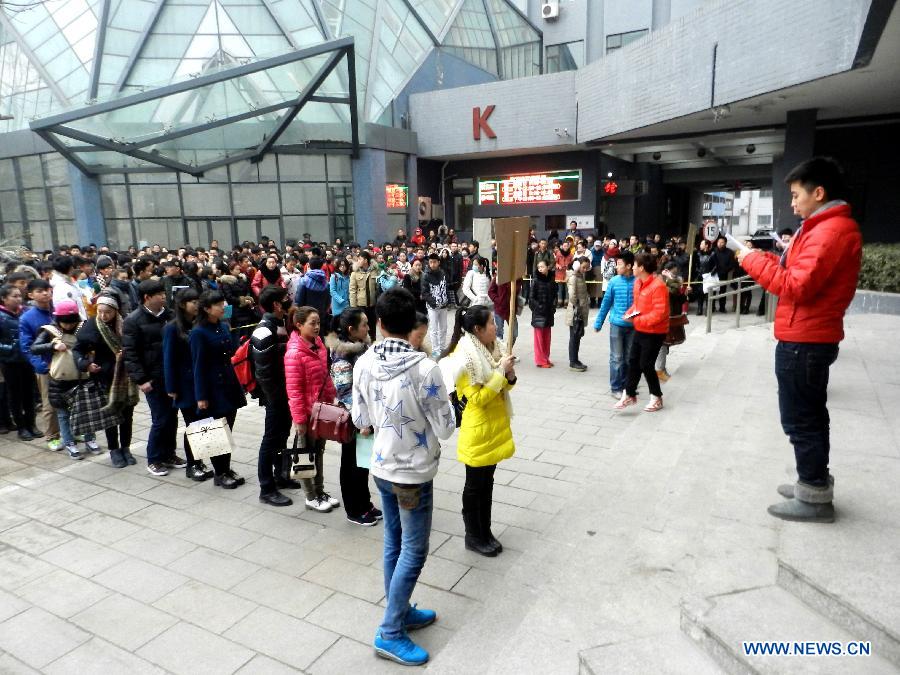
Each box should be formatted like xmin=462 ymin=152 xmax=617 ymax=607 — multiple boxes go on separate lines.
xmin=285 ymin=305 xmax=338 ymax=514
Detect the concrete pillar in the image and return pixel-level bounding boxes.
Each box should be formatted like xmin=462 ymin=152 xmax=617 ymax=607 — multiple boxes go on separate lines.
xmin=406 ymin=153 xmax=418 ymax=234
xmin=351 ymin=148 xmax=388 ymax=245
xmin=773 ymin=108 xmax=817 ymax=230
xmin=651 ymin=0 xmax=671 ymax=30
xmin=68 ymin=164 xmax=106 ymax=246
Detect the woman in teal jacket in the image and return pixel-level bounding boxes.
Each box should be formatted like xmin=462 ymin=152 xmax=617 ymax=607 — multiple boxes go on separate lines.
xmin=329 ymin=259 xmax=350 ymax=321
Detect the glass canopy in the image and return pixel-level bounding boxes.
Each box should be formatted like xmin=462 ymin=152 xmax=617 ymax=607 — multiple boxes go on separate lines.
xmin=30 ymin=38 xmax=358 ymax=176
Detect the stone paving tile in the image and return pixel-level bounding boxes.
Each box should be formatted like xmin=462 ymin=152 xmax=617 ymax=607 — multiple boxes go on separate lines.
xmin=234 ymin=654 xmax=302 ymax=674
xmin=0 ymin=511 xmax=28 ymax=533
xmin=418 ymin=553 xmax=471 ymax=591
xmin=0 ymin=587 xmax=30 ymax=622
xmin=92 ymin=556 xmax=189 ymax=603
xmin=224 ymin=606 xmax=339 ymax=671
xmin=450 ymin=566 xmax=504 ymax=600
xmin=137 ymin=621 xmax=255 ymax=675
xmin=39 ymin=537 xmax=128 ymax=578
xmin=0 ymin=547 xmax=56 ymax=591
xmin=231 ymin=535 xmax=327 ymax=577
xmin=302 ymin=556 xmax=385 ymax=603
xmin=15 ymin=568 xmax=110 ymax=618
xmin=111 ymin=527 xmax=198 ymax=567
xmin=167 ymin=546 xmax=260 ymax=590
xmin=0 ymin=520 xmax=73 ymax=555
xmin=0 ymin=606 xmax=90 ymax=669
xmin=125 ymin=502 xmax=202 ymax=535
xmin=176 ymin=518 xmax=263 ymax=555
xmin=17 ymin=495 xmax=93 ymax=528
xmin=62 ymin=511 xmax=142 ymax=545
xmin=307 ymin=636 xmax=401 ymax=675
xmin=305 ymin=592 xmax=384 ymax=644
xmin=0 ymin=651 xmax=40 ymax=674
xmin=153 ymin=579 xmax=257 ymax=634
xmin=43 ymin=637 xmax=166 ymax=675
xmin=230 ymin=568 xmax=333 ymax=620
xmin=70 ymin=593 xmax=178 ymax=652
xmin=80 ymin=490 xmax=153 ymax=518
xmin=37 ymin=475 xmax=107 ymax=502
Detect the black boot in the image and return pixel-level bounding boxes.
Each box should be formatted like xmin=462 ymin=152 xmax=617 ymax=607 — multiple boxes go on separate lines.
xmin=121 ymin=447 xmax=137 ymax=465
xmin=462 ymin=498 xmax=497 ymax=557
xmin=480 ymin=493 xmax=502 ymax=554
xmin=109 ymin=449 xmax=127 ymax=468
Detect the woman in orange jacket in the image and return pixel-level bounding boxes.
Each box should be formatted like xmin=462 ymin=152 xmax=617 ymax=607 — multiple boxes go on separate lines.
xmin=614 ymin=252 xmax=670 ymax=413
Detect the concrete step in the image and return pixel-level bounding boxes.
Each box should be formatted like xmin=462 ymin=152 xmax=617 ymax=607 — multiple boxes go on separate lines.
xmin=579 ymin=632 xmax=724 ymax=675
xmin=681 ymin=585 xmax=898 ymax=674
xmin=778 ymin=560 xmax=900 ymax=668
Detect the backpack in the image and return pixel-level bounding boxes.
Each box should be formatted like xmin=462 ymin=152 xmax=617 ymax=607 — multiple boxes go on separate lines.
xmin=231 ymin=335 xmax=257 ymax=396
xmin=41 ymin=324 xmax=85 ymax=382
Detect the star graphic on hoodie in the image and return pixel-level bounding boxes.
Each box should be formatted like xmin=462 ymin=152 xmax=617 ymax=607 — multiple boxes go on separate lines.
xmin=413 ymin=429 xmax=428 ymax=449
xmin=423 ymin=380 xmax=441 ymax=399
xmin=373 ymin=386 xmax=384 ymax=403
xmin=443 ymin=409 xmax=456 ymax=428
xmin=378 ymin=357 xmax=408 ymax=377
xmin=381 ymin=400 xmax=414 ymax=439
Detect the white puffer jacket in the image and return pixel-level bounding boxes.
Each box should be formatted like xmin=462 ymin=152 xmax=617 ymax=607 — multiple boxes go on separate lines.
xmin=462 ymin=270 xmax=492 ymax=308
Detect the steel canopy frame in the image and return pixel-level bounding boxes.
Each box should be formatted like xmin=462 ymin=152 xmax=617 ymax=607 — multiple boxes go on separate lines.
xmin=30 ymin=37 xmax=359 ymax=178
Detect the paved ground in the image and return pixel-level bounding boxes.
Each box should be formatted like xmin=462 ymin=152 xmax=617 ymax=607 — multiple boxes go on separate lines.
xmin=0 ymin=304 xmax=897 ymax=674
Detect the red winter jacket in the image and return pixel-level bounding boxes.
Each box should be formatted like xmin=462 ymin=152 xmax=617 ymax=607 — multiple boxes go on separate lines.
xmin=251 ymin=269 xmax=286 ymax=299
xmin=742 ymin=203 xmax=861 ymax=343
xmin=626 ymin=274 xmax=669 ymax=334
xmin=284 ymin=331 xmax=336 ymax=425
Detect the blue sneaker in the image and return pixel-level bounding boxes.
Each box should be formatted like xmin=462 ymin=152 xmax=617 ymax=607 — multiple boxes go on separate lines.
xmin=374 ymin=632 xmax=429 ymax=666
xmin=404 ymin=604 xmax=436 ymax=631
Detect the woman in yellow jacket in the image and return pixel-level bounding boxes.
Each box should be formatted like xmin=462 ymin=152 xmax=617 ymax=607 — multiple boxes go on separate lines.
xmin=440 ymin=305 xmax=516 ymax=557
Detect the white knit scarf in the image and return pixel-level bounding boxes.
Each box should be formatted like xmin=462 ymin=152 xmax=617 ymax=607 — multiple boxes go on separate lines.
xmin=455 ymin=333 xmax=513 ymax=418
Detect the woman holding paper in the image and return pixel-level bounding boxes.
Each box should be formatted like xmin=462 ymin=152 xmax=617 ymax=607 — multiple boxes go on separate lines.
xmin=189 ymin=290 xmax=247 ymax=488
xmin=326 ymin=308 xmax=381 ymax=526
xmin=614 ymin=253 xmax=670 ymax=413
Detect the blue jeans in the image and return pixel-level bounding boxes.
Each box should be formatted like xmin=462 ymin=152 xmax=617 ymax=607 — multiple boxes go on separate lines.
xmin=56 ymin=409 xmax=94 ymax=446
xmin=775 ymin=342 xmax=839 ymax=487
xmin=374 ymin=477 xmax=433 ymax=640
xmin=494 ymin=314 xmax=519 ymax=343
xmin=609 ymin=324 xmax=634 ymax=392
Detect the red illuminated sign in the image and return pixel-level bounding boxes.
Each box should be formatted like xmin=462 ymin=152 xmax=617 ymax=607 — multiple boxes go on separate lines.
xmin=602 ymin=180 xmax=619 ymax=195
xmin=477 ymin=170 xmax=581 ymax=206
xmin=385 ymin=184 xmax=409 ymax=209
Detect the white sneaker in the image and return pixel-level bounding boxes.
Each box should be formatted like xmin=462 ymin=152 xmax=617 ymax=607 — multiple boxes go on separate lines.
xmin=320 ymin=492 xmax=341 ymax=507
xmin=85 ymin=440 xmax=102 ymax=454
xmin=65 ymin=444 xmax=82 ymax=460
xmin=305 ymin=496 xmax=333 ymax=512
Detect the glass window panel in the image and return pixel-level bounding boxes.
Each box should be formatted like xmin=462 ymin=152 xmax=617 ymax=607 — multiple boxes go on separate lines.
xmin=18 ymin=156 xmax=45 ymax=188
xmin=182 ymin=183 xmax=231 ymax=216
xmin=43 ymin=155 xmax=71 ymax=186
xmin=385 ymin=152 xmax=406 ymax=183
xmin=129 ymin=172 xmax=177 ymax=184
xmin=232 ymin=183 xmax=280 ymax=216
xmin=0 ymin=160 xmax=16 ymax=188
xmin=230 ymin=161 xmax=260 ymax=183
xmin=99 ymin=173 xmax=126 ymax=184
xmin=210 ymin=219 xmax=234 ymax=249
xmin=327 ymin=155 xmax=352 ymax=181
xmin=185 ymin=219 xmax=206 ymax=248
xmin=106 ymin=219 xmax=134 ymax=250
xmin=281 ymin=183 xmax=327 ymax=214
xmin=278 ymin=154 xmax=326 ymax=181
xmin=24 ymin=189 xmax=49 ymax=220
xmin=55 ymin=219 xmax=78 ymax=249
xmin=0 ymin=192 xmax=22 ymax=222
xmin=49 ymin=187 xmax=74 ymax=220
xmin=257 ymin=154 xmax=278 ymax=181
xmin=236 ymin=218 xmax=258 ymax=244
xmin=283 ymin=214 xmax=328 ymax=243
xmin=135 ymin=218 xmax=183 ymax=249
xmin=100 ymin=184 xmax=130 ymax=219
xmin=28 ymin=221 xmax=51 ymax=251
xmin=130 ymin=185 xmax=181 ymax=218
xmin=259 ymin=219 xmax=281 ymax=248
xmin=328 ymin=184 xmax=353 ymax=215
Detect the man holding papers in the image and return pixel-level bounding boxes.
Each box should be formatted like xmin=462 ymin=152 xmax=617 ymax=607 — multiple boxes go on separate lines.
xmin=737 ymin=157 xmax=862 ymax=523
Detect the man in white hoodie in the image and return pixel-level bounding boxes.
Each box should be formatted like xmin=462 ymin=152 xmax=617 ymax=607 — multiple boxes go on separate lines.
xmin=352 ymin=288 xmax=455 ymax=666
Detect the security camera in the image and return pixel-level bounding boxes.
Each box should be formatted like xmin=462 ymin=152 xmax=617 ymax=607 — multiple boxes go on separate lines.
xmin=746 ymin=144 xmax=756 ymax=154
xmin=652 ymin=152 xmax=661 ymax=161
xmin=697 ymin=148 xmax=707 ymax=158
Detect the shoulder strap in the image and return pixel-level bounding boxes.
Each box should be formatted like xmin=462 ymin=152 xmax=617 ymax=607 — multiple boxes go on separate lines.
xmin=42 ymin=324 xmax=63 ymax=339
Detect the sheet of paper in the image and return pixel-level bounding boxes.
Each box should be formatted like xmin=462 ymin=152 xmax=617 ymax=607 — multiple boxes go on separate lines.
xmin=725 ymin=233 xmax=750 ymax=253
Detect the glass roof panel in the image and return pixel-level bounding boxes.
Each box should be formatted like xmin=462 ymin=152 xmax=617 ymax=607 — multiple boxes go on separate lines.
xmin=486 ymin=0 xmax=539 ymax=48
xmin=409 ymin=0 xmax=457 ymax=38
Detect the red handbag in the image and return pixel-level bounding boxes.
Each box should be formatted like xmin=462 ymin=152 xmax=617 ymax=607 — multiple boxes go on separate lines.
xmin=308 ymin=379 xmax=352 ymax=444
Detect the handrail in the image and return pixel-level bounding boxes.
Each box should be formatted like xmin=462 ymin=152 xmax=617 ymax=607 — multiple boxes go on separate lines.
xmin=705 ymin=274 xmax=777 ymax=332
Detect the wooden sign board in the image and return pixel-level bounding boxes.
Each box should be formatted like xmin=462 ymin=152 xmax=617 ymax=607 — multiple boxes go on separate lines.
xmin=494 ymin=217 xmax=529 ymax=286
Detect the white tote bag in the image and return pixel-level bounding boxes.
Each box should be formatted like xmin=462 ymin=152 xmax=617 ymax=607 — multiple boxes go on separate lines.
xmin=701 ymin=272 xmax=720 ymax=294
xmin=185 ymin=417 xmax=235 ymax=459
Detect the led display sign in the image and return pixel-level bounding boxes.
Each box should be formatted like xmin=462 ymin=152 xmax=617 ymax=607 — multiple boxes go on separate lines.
xmin=478 ymin=170 xmax=581 ymax=206
xmin=602 ymin=180 xmax=619 ymax=195
xmin=385 ymin=183 xmax=409 ymax=209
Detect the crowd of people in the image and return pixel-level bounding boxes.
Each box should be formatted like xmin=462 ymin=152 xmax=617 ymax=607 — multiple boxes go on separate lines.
xmin=0 ymin=222 xmax=760 ymax=665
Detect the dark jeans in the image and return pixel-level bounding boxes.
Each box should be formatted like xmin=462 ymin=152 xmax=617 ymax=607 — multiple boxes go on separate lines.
xmin=145 ymin=386 xmax=177 ymax=465
xmin=568 ymin=320 xmax=585 ymax=365
xmin=105 ymin=405 xmax=134 ymax=450
xmin=340 ymin=434 xmax=373 ymax=517
xmin=258 ymin=401 xmax=292 ymax=494
xmin=775 ymin=342 xmax=839 ymax=487
xmin=181 ymin=407 xmax=235 ymax=474
xmin=1 ymin=363 xmax=35 ymax=430
xmin=625 ymin=331 xmax=666 ymax=398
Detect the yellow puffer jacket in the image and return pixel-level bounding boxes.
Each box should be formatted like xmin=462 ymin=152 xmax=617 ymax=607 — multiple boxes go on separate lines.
xmin=456 ymin=369 xmax=515 ymax=467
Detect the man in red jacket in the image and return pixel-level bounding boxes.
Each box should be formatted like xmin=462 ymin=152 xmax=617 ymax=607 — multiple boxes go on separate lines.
xmin=738 ymin=157 xmax=862 ymax=523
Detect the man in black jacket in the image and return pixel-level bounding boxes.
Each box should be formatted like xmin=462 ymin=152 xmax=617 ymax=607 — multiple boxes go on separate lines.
xmin=251 ymin=286 xmax=299 ymax=506
xmin=123 ymin=279 xmax=185 ymax=476
xmin=444 ymin=242 xmax=464 ymax=306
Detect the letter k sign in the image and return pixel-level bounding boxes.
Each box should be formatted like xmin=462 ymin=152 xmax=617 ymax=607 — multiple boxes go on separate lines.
xmin=472 ymin=105 xmax=496 ymax=140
